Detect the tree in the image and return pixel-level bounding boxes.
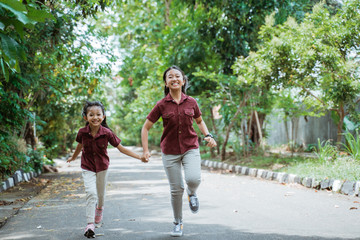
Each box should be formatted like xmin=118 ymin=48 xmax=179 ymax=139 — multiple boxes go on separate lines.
xmin=97 ymin=0 xmax=321 ymax=159
xmin=0 ymin=0 xmax=114 ymax=179
xmin=234 ymin=1 xmax=360 ymax=149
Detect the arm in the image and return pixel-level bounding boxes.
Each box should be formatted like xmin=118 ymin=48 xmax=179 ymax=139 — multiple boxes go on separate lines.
xmin=116 ymin=144 xmax=148 ymax=163
xmin=141 ymin=119 xmax=154 ymax=160
xmin=195 ymin=116 xmax=217 ymax=148
xmin=67 ymin=143 xmax=83 ymax=162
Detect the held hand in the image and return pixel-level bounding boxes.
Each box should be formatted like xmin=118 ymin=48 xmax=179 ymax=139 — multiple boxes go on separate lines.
xmin=141 ymin=151 xmax=151 ymax=163
xmin=140 ymin=155 xmax=149 ymax=163
xmin=66 ymin=157 xmax=75 ymax=163
xmin=204 ymin=137 xmax=217 ymax=148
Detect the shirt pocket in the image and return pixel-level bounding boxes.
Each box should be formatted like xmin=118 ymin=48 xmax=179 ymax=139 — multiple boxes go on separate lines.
xmin=162 ymin=112 xmax=175 ymax=126
xmin=96 ymin=137 xmax=108 ymax=149
xmin=184 ymin=109 xmax=195 ymax=125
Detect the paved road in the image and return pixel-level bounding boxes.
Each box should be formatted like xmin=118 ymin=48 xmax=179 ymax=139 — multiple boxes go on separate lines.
xmin=0 ymin=147 xmax=359 ymax=240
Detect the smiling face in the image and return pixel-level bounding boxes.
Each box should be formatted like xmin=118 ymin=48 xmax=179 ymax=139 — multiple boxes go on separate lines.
xmin=165 ymin=69 xmax=185 ymax=92
xmin=84 ymin=106 xmax=105 ymax=128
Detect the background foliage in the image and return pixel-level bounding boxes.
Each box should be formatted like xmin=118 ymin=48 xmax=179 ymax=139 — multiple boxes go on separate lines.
xmin=0 ymin=0 xmax=114 ymax=179
xmin=1 ymin=0 xmax=359 ymax=181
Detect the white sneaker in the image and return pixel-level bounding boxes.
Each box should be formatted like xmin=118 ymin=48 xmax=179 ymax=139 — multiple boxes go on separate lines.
xmin=171 ymin=222 xmax=183 ymax=237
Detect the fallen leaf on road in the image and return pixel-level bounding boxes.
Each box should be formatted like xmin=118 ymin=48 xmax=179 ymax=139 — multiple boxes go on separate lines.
xmin=0 ymin=200 xmax=13 ymax=206
xmin=350 ymin=207 xmax=358 ymax=210
xmin=23 ymin=207 xmax=33 ymax=211
xmin=233 ymin=210 xmax=238 ymax=213
xmin=334 ymin=205 xmax=339 ymax=208
xmin=353 ymin=201 xmax=359 ymax=204
xmin=128 ymin=219 xmax=135 ymax=221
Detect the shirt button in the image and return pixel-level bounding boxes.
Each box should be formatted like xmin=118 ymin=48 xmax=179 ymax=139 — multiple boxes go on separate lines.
xmin=179 ymin=122 xmax=182 ymax=124
xmin=179 ymin=131 xmax=181 ymax=134
xmin=93 ymin=153 xmax=96 ymax=155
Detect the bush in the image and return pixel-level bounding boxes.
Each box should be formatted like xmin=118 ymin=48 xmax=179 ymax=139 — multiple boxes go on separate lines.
xmin=0 ymin=134 xmax=27 ymax=181
xmin=342 ymin=130 xmax=360 ymax=161
xmin=0 ymin=133 xmax=53 ymax=181
xmin=314 ymin=138 xmax=338 ymax=163
xmin=25 ymin=146 xmax=52 ymax=173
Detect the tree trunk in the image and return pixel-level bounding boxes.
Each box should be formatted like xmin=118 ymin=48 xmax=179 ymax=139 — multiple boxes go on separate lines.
xmin=165 ymin=0 xmax=171 ymax=27
xmin=210 ymin=106 xmax=220 ymax=155
xmin=284 ymin=116 xmax=290 ymax=143
xmin=221 ymin=106 xmax=242 ymax=161
xmin=254 ymin=110 xmax=264 ymax=151
xmin=248 ymin=110 xmax=266 ymax=147
xmin=241 ymin=118 xmax=248 ymax=157
xmin=336 ymin=104 xmax=345 ymax=147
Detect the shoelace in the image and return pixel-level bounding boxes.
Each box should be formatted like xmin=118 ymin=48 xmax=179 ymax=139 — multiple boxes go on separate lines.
xmin=190 ymin=196 xmax=197 ymax=206
xmin=174 ymin=224 xmax=181 ymax=232
xmin=95 ymin=208 xmax=103 ymax=216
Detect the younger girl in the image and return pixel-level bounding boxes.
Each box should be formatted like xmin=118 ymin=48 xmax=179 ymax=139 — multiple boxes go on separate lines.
xmin=67 ymin=101 xmax=148 ymax=238
xmin=141 ymin=65 xmax=216 ymax=237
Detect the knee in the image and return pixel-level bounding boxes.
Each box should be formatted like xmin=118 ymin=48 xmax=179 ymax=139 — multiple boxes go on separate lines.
xmin=86 ymin=189 xmax=97 ymax=200
xmin=170 ymin=184 xmax=184 ymax=196
xmin=186 ymin=177 xmax=201 ymax=188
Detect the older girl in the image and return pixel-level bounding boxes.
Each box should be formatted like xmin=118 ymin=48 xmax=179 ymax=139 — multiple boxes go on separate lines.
xmin=141 ymin=66 xmax=216 ymax=237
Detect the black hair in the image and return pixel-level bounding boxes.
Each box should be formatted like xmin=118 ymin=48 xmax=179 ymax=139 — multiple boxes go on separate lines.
xmin=163 ymin=65 xmax=189 ymax=96
xmin=82 ymin=100 xmax=111 ymax=130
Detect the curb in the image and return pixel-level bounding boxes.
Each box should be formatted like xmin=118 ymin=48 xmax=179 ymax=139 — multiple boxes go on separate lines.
xmin=0 ymin=169 xmax=42 ymax=193
xmin=201 ymin=160 xmax=360 ymax=197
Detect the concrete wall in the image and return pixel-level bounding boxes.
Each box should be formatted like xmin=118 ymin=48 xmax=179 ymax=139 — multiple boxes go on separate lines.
xmin=265 ymin=111 xmax=339 ymax=146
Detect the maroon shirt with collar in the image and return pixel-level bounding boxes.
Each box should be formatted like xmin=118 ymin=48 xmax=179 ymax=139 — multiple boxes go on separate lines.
xmin=76 ymin=125 xmax=121 ymax=172
xmin=147 ymin=93 xmax=202 ymax=155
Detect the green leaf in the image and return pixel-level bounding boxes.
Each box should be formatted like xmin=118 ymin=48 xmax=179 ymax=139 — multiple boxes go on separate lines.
xmin=0 ymin=57 xmax=9 ymax=82
xmin=26 ymin=6 xmax=55 ymax=22
xmin=344 ymin=116 xmax=360 ymax=131
xmin=0 ymin=21 xmax=5 ymax=30
xmin=0 ymin=33 xmax=20 ymax=60
xmin=12 ymin=20 xmax=25 ymax=39
xmin=0 ymin=2 xmax=33 ymax=25
xmin=0 ymin=0 xmax=26 ymax=12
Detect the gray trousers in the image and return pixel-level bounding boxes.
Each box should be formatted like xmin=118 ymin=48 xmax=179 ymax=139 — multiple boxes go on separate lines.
xmin=82 ymin=169 xmax=108 ymax=223
xmin=162 ymin=148 xmax=201 ymax=223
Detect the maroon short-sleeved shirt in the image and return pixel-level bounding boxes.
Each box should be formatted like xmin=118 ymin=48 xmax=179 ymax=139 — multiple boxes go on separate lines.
xmin=147 ymin=93 xmax=202 ymax=155
xmin=76 ymin=125 xmax=121 ymax=172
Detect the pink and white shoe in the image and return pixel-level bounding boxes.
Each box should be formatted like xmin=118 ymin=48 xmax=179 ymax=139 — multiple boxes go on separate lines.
xmin=95 ymin=206 xmax=103 ymax=224
xmin=84 ymin=223 xmax=95 ymax=238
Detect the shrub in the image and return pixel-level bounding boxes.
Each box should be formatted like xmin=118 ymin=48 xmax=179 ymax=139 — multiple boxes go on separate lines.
xmin=342 ymin=130 xmax=360 ymax=161
xmin=314 ymin=138 xmax=338 ymax=163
